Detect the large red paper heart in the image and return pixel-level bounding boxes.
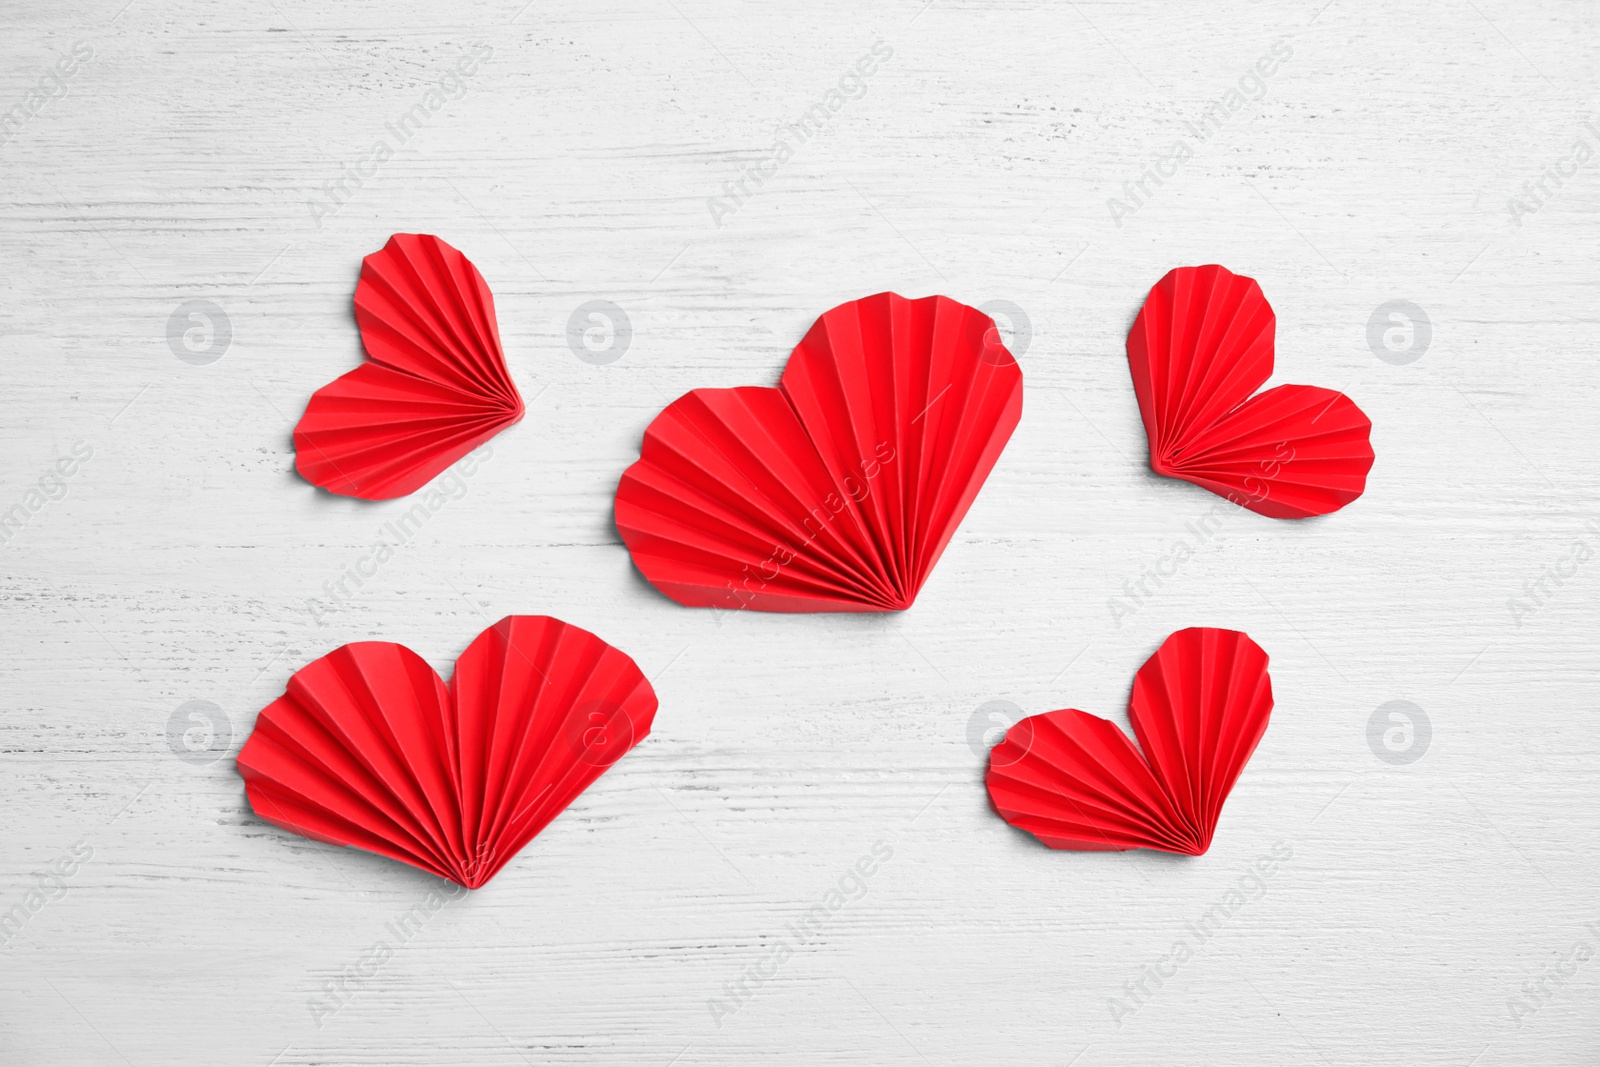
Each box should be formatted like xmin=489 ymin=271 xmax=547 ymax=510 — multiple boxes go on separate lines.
xmin=294 ymin=234 xmax=524 ymax=500
xmin=986 ymin=628 xmax=1272 ymax=855
xmin=236 ymin=616 xmax=655 ymax=888
xmin=1127 ymin=265 xmax=1374 ymax=519
xmin=614 ymin=293 xmax=1024 ymax=612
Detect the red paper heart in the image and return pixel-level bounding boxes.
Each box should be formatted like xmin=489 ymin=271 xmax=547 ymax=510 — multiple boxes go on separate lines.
xmin=614 ymin=293 xmax=1024 ymax=612
xmin=1127 ymin=265 xmax=1374 ymax=519
xmin=986 ymin=628 xmax=1272 ymax=855
xmin=236 ymin=616 xmax=656 ymax=888
xmin=294 ymin=234 xmax=524 ymax=500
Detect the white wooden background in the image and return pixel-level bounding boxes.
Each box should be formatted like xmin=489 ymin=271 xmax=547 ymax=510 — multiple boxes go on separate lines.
xmin=2 ymin=0 xmax=1597 ymax=1063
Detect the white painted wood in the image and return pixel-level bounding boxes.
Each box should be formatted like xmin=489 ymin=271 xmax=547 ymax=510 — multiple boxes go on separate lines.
xmin=1 ymin=0 xmax=1596 ymax=1063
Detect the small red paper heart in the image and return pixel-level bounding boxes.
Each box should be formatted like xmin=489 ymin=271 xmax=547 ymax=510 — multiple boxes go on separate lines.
xmin=294 ymin=234 xmax=524 ymax=500
xmin=1127 ymin=265 xmax=1374 ymax=519
xmin=986 ymin=628 xmax=1272 ymax=856
xmin=236 ymin=616 xmax=655 ymax=888
xmin=614 ymin=292 xmax=1023 ymax=612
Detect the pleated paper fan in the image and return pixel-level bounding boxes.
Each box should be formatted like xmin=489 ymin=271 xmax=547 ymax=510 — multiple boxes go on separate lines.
xmin=294 ymin=234 xmax=524 ymax=500
xmin=1127 ymin=265 xmax=1375 ymax=519
xmin=614 ymin=292 xmax=1024 ymax=612
xmin=236 ymin=616 xmax=656 ymax=888
xmin=986 ymin=628 xmax=1272 ymax=856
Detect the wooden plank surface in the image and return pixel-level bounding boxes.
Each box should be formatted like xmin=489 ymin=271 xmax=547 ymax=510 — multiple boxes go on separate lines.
xmin=1 ymin=0 xmax=1596 ymax=1063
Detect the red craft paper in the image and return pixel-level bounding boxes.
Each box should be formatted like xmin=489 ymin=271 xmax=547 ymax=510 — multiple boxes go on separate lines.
xmin=236 ymin=616 xmax=656 ymax=888
xmin=294 ymin=234 xmax=524 ymax=500
xmin=614 ymin=293 xmax=1024 ymax=612
xmin=1127 ymin=265 xmax=1374 ymax=519
xmin=986 ymin=627 xmax=1272 ymax=856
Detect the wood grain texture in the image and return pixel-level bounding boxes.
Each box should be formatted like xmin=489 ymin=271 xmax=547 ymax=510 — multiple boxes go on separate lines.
xmin=1 ymin=0 xmax=1597 ymax=1063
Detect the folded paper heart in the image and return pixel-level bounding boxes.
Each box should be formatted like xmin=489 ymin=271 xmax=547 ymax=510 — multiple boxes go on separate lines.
xmin=294 ymin=234 xmax=524 ymax=500
xmin=1127 ymin=265 xmax=1375 ymax=519
xmin=986 ymin=627 xmax=1272 ymax=855
xmin=236 ymin=616 xmax=656 ymax=888
xmin=614 ymin=292 xmax=1024 ymax=612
